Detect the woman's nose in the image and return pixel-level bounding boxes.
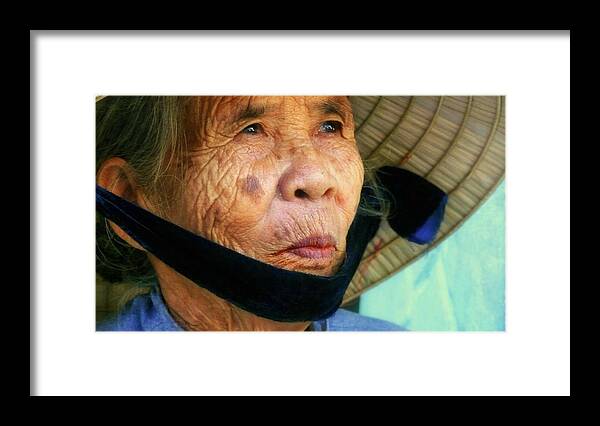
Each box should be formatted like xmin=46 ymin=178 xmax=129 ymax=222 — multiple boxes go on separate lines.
xmin=278 ymin=161 xmax=337 ymax=202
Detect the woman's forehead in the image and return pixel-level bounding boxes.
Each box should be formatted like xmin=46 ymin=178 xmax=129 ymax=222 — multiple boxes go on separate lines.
xmin=204 ymin=96 xmax=353 ymax=122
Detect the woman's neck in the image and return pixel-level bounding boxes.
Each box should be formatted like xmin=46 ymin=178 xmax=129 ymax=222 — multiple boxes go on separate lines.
xmin=152 ymin=259 xmax=310 ymax=331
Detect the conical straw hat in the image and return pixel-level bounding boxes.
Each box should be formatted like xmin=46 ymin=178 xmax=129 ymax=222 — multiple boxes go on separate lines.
xmin=343 ymin=96 xmax=505 ymax=304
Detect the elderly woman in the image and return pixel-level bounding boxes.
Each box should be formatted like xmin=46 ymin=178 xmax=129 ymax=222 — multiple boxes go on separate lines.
xmin=96 ymin=96 xmax=411 ymax=331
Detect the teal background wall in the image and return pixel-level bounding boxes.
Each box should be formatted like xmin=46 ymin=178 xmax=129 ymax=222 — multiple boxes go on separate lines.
xmin=359 ymin=181 xmax=505 ymax=331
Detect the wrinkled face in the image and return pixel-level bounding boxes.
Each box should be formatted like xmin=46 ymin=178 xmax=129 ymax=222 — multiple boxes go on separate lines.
xmin=176 ymin=96 xmax=364 ymax=277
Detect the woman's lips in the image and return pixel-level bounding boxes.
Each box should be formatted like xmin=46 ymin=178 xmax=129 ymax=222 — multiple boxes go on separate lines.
xmin=283 ymin=235 xmax=337 ymax=260
xmin=286 ymin=246 xmax=336 ymax=259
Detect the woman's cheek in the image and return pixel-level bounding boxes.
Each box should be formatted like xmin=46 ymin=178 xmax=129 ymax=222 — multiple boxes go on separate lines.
xmin=331 ymin=147 xmax=364 ymax=210
xmin=184 ymin=137 xmax=275 ymax=249
xmin=214 ymin=174 xmax=277 ymax=251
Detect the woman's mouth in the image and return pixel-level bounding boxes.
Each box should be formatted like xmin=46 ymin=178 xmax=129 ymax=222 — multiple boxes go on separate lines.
xmin=282 ymin=235 xmax=337 ymax=259
xmin=286 ymin=246 xmax=336 ymax=259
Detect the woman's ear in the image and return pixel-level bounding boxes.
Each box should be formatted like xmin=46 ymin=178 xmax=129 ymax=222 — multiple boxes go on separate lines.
xmin=96 ymin=158 xmax=146 ymax=251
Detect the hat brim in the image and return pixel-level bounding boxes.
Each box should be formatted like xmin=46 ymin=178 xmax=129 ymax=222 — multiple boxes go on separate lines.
xmin=344 ymin=96 xmax=505 ymax=304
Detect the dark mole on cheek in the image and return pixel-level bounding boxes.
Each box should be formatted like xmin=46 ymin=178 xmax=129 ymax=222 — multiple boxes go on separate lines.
xmin=243 ymin=175 xmax=263 ymax=198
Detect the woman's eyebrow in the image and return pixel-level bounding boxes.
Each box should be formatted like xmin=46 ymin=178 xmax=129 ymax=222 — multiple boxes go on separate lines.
xmin=229 ymin=104 xmax=267 ymax=126
xmin=317 ymin=99 xmax=350 ymax=120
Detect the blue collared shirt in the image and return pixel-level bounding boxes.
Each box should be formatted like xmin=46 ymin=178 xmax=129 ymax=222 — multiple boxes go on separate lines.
xmin=97 ymin=285 xmax=404 ymax=331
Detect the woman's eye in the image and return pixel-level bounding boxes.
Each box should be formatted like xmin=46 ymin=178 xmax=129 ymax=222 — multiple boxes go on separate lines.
xmin=319 ymin=121 xmax=342 ymax=134
xmin=241 ymin=123 xmax=263 ymax=135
